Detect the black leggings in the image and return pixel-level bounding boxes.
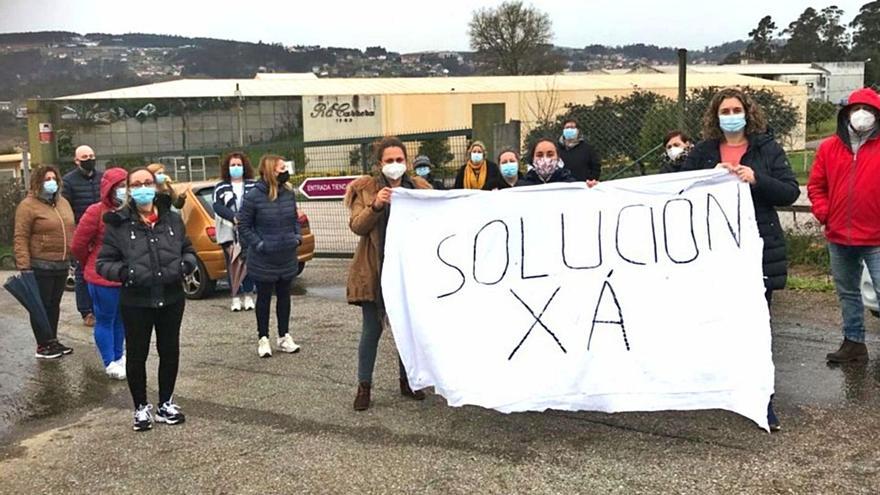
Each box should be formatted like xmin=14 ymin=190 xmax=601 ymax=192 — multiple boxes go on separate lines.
xmin=255 ymin=278 xmax=292 ymax=339
xmin=32 ymin=269 xmax=67 ymax=345
xmin=121 ymin=300 xmax=185 ymax=408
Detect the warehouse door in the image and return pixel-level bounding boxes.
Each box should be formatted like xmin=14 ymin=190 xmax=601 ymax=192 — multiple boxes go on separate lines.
xmin=472 ymin=103 xmax=506 ymax=160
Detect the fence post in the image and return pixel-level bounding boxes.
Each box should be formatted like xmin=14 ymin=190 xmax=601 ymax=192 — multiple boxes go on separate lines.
xmin=677 ymin=48 xmax=688 ymax=130
xmin=21 ymin=144 xmax=30 ymax=186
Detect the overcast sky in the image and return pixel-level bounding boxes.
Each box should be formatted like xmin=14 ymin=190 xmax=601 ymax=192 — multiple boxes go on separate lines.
xmin=0 ymin=0 xmax=871 ymax=52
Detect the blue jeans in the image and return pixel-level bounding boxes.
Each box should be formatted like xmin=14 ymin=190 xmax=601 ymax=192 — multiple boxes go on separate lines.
xmin=357 ymin=302 xmax=407 ymax=384
xmin=74 ymin=261 xmax=93 ymax=317
xmin=88 ymin=284 xmax=125 ymax=366
xmin=828 ymin=243 xmax=880 ymax=343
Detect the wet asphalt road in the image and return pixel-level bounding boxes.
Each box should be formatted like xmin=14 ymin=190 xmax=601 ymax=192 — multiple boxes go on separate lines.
xmin=0 ymin=260 xmax=878 ymax=494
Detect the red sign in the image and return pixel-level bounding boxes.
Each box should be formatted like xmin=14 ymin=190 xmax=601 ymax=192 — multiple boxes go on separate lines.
xmin=299 ymin=176 xmax=359 ymax=199
xmin=38 ymin=123 xmax=53 ymax=144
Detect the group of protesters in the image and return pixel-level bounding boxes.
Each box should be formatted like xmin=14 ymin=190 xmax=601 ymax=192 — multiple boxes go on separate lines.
xmin=11 ymin=85 xmax=880 ymax=433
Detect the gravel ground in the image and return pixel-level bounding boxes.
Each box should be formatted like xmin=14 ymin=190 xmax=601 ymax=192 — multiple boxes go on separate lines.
xmin=0 ymin=259 xmax=878 ymax=494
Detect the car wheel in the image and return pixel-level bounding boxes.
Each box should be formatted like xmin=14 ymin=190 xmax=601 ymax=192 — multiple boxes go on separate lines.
xmin=183 ymin=256 xmax=216 ymax=300
xmin=871 ymin=310 xmax=880 ymax=318
xmin=296 ymin=261 xmax=305 ymax=277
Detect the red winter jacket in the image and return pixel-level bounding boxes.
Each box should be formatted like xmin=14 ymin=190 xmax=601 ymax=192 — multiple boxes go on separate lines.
xmin=808 ymin=88 xmax=880 ymax=246
xmin=71 ymin=167 xmax=128 ymax=287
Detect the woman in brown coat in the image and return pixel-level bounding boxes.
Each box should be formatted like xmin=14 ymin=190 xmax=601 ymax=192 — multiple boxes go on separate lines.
xmin=345 ymin=136 xmax=432 ymax=411
xmin=14 ymin=165 xmax=76 ymax=359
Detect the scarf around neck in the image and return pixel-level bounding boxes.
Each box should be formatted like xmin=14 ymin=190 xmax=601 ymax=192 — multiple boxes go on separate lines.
xmin=464 ymin=161 xmax=487 ymax=190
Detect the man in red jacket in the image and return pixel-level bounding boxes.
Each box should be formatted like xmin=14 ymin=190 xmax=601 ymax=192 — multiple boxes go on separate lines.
xmin=808 ymin=87 xmax=880 ymax=363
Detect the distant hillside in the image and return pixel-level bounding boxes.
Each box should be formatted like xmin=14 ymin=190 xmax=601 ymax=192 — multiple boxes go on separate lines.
xmin=0 ymin=30 xmax=752 ymax=103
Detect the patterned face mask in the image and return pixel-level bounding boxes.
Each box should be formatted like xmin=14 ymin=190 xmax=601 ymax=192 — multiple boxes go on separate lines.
xmin=533 ymin=156 xmax=559 ymax=180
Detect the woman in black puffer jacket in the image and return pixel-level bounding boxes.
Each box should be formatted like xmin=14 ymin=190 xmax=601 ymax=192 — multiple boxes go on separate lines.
xmin=97 ymin=167 xmax=197 ymax=432
xmin=681 ymin=87 xmax=799 ymax=432
xmin=238 ymin=154 xmax=303 ymax=359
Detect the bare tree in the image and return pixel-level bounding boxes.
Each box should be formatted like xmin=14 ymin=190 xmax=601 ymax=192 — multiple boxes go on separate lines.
xmin=523 ymin=76 xmax=563 ymax=136
xmin=468 ymin=1 xmax=564 ymax=75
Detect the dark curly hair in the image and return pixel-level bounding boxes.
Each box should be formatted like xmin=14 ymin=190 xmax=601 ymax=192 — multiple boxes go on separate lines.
xmin=28 ymin=165 xmax=62 ymax=197
xmin=221 ymin=151 xmax=254 ymax=182
xmin=701 ymin=87 xmax=769 ymax=140
xmin=373 ymin=136 xmax=408 ymax=166
xmin=663 ymin=130 xmax=692 ymax=146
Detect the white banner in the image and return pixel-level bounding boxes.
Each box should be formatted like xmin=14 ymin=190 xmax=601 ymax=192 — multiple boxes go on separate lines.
xmin=382 ymin=170 xmax=774 ymax=430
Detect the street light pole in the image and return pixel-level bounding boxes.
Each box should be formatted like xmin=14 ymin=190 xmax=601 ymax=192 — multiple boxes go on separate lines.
xmin=235 ymin=83 xmax=244 ymax=146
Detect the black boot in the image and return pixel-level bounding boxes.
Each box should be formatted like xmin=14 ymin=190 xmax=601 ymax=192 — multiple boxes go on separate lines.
xmin=353 ymin=382 xmax=371 ymax=411
xmin=826 ymin=339 xmax=869 ymax=363
xmin=400 ymin=378 xmax=425 ymax=401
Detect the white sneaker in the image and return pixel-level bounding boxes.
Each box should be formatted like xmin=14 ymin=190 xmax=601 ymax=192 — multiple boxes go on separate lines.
xmin=277 ymin=334 xmax=301 ymax=354
xmin=105 ymin=362 xmax=126 ymax=380
xmin=116 ymin=355 xmax=126 ymax=368
xmin=258 ymin=337 xmax=272 ymax=358
xmin=231 ymin=297 xmax=243 ymax=312
xmin=243 ymin=294 xmax=255 ymax=311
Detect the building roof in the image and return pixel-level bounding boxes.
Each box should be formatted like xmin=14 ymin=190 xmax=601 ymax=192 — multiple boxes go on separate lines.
xmin=652 ymin=64 xmax=827 ymax=76
xmin=0 ymin=152 xmax=28 ymax=164
xmin=252 ymin=72 xmax=318 ymax=80
xmin=53 ymin=73 xmax=789 ymax=101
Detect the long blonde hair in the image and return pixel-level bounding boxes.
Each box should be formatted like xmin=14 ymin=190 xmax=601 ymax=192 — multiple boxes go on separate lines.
xmin=258 ymin=154 xmax=289 ymax=201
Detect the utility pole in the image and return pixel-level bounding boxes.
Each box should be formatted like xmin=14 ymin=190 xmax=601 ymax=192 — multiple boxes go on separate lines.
xmin=678 ymin=49 xmax=688 ymax=130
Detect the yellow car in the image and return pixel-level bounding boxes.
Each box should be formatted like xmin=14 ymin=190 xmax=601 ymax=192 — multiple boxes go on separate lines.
xmin=172 ymin=181 xmax=316 ymax=299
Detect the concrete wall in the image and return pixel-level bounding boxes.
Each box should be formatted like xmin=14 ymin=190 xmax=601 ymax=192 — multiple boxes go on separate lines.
xmin=826 ymin=73 xmax=865 ymax=104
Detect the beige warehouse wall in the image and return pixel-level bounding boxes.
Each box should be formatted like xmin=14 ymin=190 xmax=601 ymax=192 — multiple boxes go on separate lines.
xmin=377 ymin=83 xmax=807 ymax=151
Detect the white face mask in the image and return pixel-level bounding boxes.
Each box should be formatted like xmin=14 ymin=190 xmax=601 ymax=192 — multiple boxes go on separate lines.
xmin=666 ymin=146 xmax=686 ymax=161
xmin=850 ymin=109 xmax=876 ymax=133
xmin=382 ymin=162 xmax=407 ymax=181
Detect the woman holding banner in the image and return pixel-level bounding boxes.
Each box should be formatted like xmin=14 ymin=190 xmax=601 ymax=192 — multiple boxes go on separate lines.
xmin=345 ymin=136 xmax=433 ymax=411
xmin=682 ymin=87 xmax=799 ymax=432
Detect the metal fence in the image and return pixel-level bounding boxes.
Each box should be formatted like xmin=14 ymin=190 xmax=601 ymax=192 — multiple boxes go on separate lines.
xmin=294 ymin=129 xmax=472 ymax=256
xmin=48 ymin=128 xmax=473 ymax=256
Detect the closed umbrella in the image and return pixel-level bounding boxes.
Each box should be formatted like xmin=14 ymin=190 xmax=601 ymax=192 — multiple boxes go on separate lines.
xmin=228 ymin=234 xmax=248 ymax=298
xmin=4 ymin=271 xmax=53 ymax=343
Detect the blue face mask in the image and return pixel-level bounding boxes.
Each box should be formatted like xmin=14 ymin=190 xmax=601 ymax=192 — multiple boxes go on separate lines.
xmin=155 ymin=173 xmax=168 ymax=185
xmin=562 ymin=128 xmax=578 ymax=140
xmin=42 ymin=179 xmax=58 ymax=195
xmin=470 ymin=152 xmax=484 ymax=164
xmin=415 ymin=166 xmax=430 ymax=177
xmin=229 ymin=165 xmax=244 ymax=179
xmin=130 ymin=186 xmax=156 ymax=207
xmin=500 ymin=162 xmax=519 ymax=178
xmin=719 ymin=114 xmax=747 ymax=133
xmin=114 ymin=187 xmax=127 ymax=205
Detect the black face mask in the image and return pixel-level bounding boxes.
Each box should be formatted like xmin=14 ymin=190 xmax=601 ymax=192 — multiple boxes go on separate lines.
xmin=79 ymin=158 xmax=96 ymax=174
xmin=276 ymin=171 xmax=290 ymax=184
